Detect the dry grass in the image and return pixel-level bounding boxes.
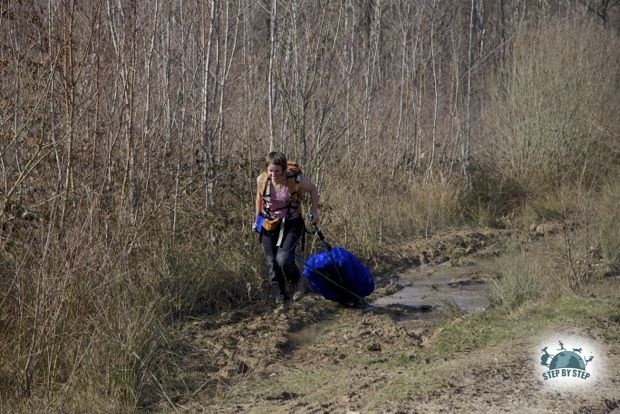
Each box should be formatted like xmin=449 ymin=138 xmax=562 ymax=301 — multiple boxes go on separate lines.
xmin=323 ymin=172 xmax=465 ymax=257
xmin=479 ymin=17 xmax=619 ymax=204
xmin=592 ymin=180 xmax=620 ymax=267
xmin=0 ymin=171 xmax=289 ymax=412
xmin=486 ymin=233 xmax=595 ymax=312
xmin=0 ymin=216 xmax=171 ymax=412
xmin=0 ymin=12 xmax=618 ymax=414
xmin=487 ymin=249 xmax=560 ymax=310
xmin=488 ymin=177 xmax=620 ymax=311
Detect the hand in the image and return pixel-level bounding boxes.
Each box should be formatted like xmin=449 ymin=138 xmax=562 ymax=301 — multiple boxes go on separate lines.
xmin=309 ymin=212 xmax=319 ymax=224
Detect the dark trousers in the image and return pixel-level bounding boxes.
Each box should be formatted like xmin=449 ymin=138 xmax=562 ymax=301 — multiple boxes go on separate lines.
xmin=260 ymin=216 xmax=303 ymax=297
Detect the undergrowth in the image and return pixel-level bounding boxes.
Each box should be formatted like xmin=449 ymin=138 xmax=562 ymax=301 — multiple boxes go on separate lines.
xmin=0 ymin=13 xmax=618 ymax=414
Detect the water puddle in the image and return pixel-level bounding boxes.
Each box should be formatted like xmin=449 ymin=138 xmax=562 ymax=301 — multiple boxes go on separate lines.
xmin=284 ymin=261 xmax=496 ymax=351
xmin=373 ymin=262 xmax=492 ymax=334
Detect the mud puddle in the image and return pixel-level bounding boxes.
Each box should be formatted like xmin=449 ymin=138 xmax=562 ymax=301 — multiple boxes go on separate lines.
xmin=282 ymin=261 xmax=495 ymax=352
xmin=373 ymin=261 xmax=493 ymax=335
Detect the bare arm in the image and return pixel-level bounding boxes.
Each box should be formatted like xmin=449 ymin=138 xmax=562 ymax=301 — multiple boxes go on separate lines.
xmin=256 ymin=176 xmax=264 ymax=216
xmin=299 ymin=177 xmax=319 ymax=223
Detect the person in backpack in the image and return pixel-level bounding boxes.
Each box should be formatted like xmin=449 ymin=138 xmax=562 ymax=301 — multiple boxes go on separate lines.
xmin=255 ymin=151 xmax=319 ymax=305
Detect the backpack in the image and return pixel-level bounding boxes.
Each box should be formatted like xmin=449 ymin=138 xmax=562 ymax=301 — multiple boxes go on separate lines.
xmin=257 ymin=161 xmax=303 ymax=232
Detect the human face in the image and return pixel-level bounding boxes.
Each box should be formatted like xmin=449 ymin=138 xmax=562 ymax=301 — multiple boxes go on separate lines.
xmin=267 ymin=163 xmax=285 ymax=183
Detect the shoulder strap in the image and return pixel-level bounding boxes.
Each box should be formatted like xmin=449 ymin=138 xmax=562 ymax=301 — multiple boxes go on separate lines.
xmin=286 ymin=175 xmax=298 ymax=195
xmin=285 ymin=162 xmax=302 ymax=199
xmin=286 ymin=175 xmax=302 ymax=215
xmin=258 ymin=172 xmax=269 ymax=197
xmin=259 ymin=169 xmax=302 ymax=215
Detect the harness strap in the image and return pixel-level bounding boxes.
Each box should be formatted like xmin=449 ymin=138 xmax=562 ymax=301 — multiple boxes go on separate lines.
xmin=276 ymin=217 xmax=286 ymax=247
xmin=262 ymin=176 xmax=272 ymax=217
xmin=261 ymin=174 xmax=301 ymax=218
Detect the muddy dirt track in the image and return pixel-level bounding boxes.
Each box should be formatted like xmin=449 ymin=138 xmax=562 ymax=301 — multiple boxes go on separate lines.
xmin=153 ymin=229 xmax=620 ymax=413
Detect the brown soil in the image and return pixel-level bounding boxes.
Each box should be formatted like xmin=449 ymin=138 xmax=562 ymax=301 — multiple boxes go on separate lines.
xmin=150 ymin=227 xmax=620 ymax=413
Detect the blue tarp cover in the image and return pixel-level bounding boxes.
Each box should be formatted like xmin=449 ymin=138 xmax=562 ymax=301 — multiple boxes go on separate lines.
xmin=302 ymin=247 xmax=374 ymax=301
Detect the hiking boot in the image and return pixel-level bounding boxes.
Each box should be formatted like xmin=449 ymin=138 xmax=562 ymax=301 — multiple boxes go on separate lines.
xmin=292 ymin=279 xmax=305 ymax=302
xmin=271 ymin=284 xmax=285 ymax=305
xmin=274 ymin=294 xmax=285 ymax=305
xmin=274 ymin=302 xmax=287 ymax=315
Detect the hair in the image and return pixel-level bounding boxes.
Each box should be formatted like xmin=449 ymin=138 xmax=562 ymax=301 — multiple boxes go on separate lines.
xmin=264 ymin=151 xmax=287 ymax=171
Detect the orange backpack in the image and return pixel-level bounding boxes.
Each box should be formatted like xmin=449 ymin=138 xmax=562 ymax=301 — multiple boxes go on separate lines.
xmin=257 ymin=162 xmax=303 ymax=232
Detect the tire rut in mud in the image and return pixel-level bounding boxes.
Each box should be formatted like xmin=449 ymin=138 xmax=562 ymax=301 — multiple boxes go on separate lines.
xmin=152 ymin=228 xmax=513 ymax=410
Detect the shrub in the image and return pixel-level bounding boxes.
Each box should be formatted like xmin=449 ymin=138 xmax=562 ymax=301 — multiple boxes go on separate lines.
xmin=487 ymin=250 xmax=560 ymax=310
xmin=592 ymin=179 xmax=620 ymax=267
xmin=480 ymin=17 xmax=620 ymax=197
xmin=323 ymin=171 xmax=464 ymax=257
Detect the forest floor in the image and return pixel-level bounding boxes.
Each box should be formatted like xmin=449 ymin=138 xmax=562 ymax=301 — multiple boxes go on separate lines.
xmin=150 ymin=227 xmax=620 ymax=413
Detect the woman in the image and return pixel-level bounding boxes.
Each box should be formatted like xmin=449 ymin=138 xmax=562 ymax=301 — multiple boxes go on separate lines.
xmin=255 ymin=151 xmax=319 ymax=304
